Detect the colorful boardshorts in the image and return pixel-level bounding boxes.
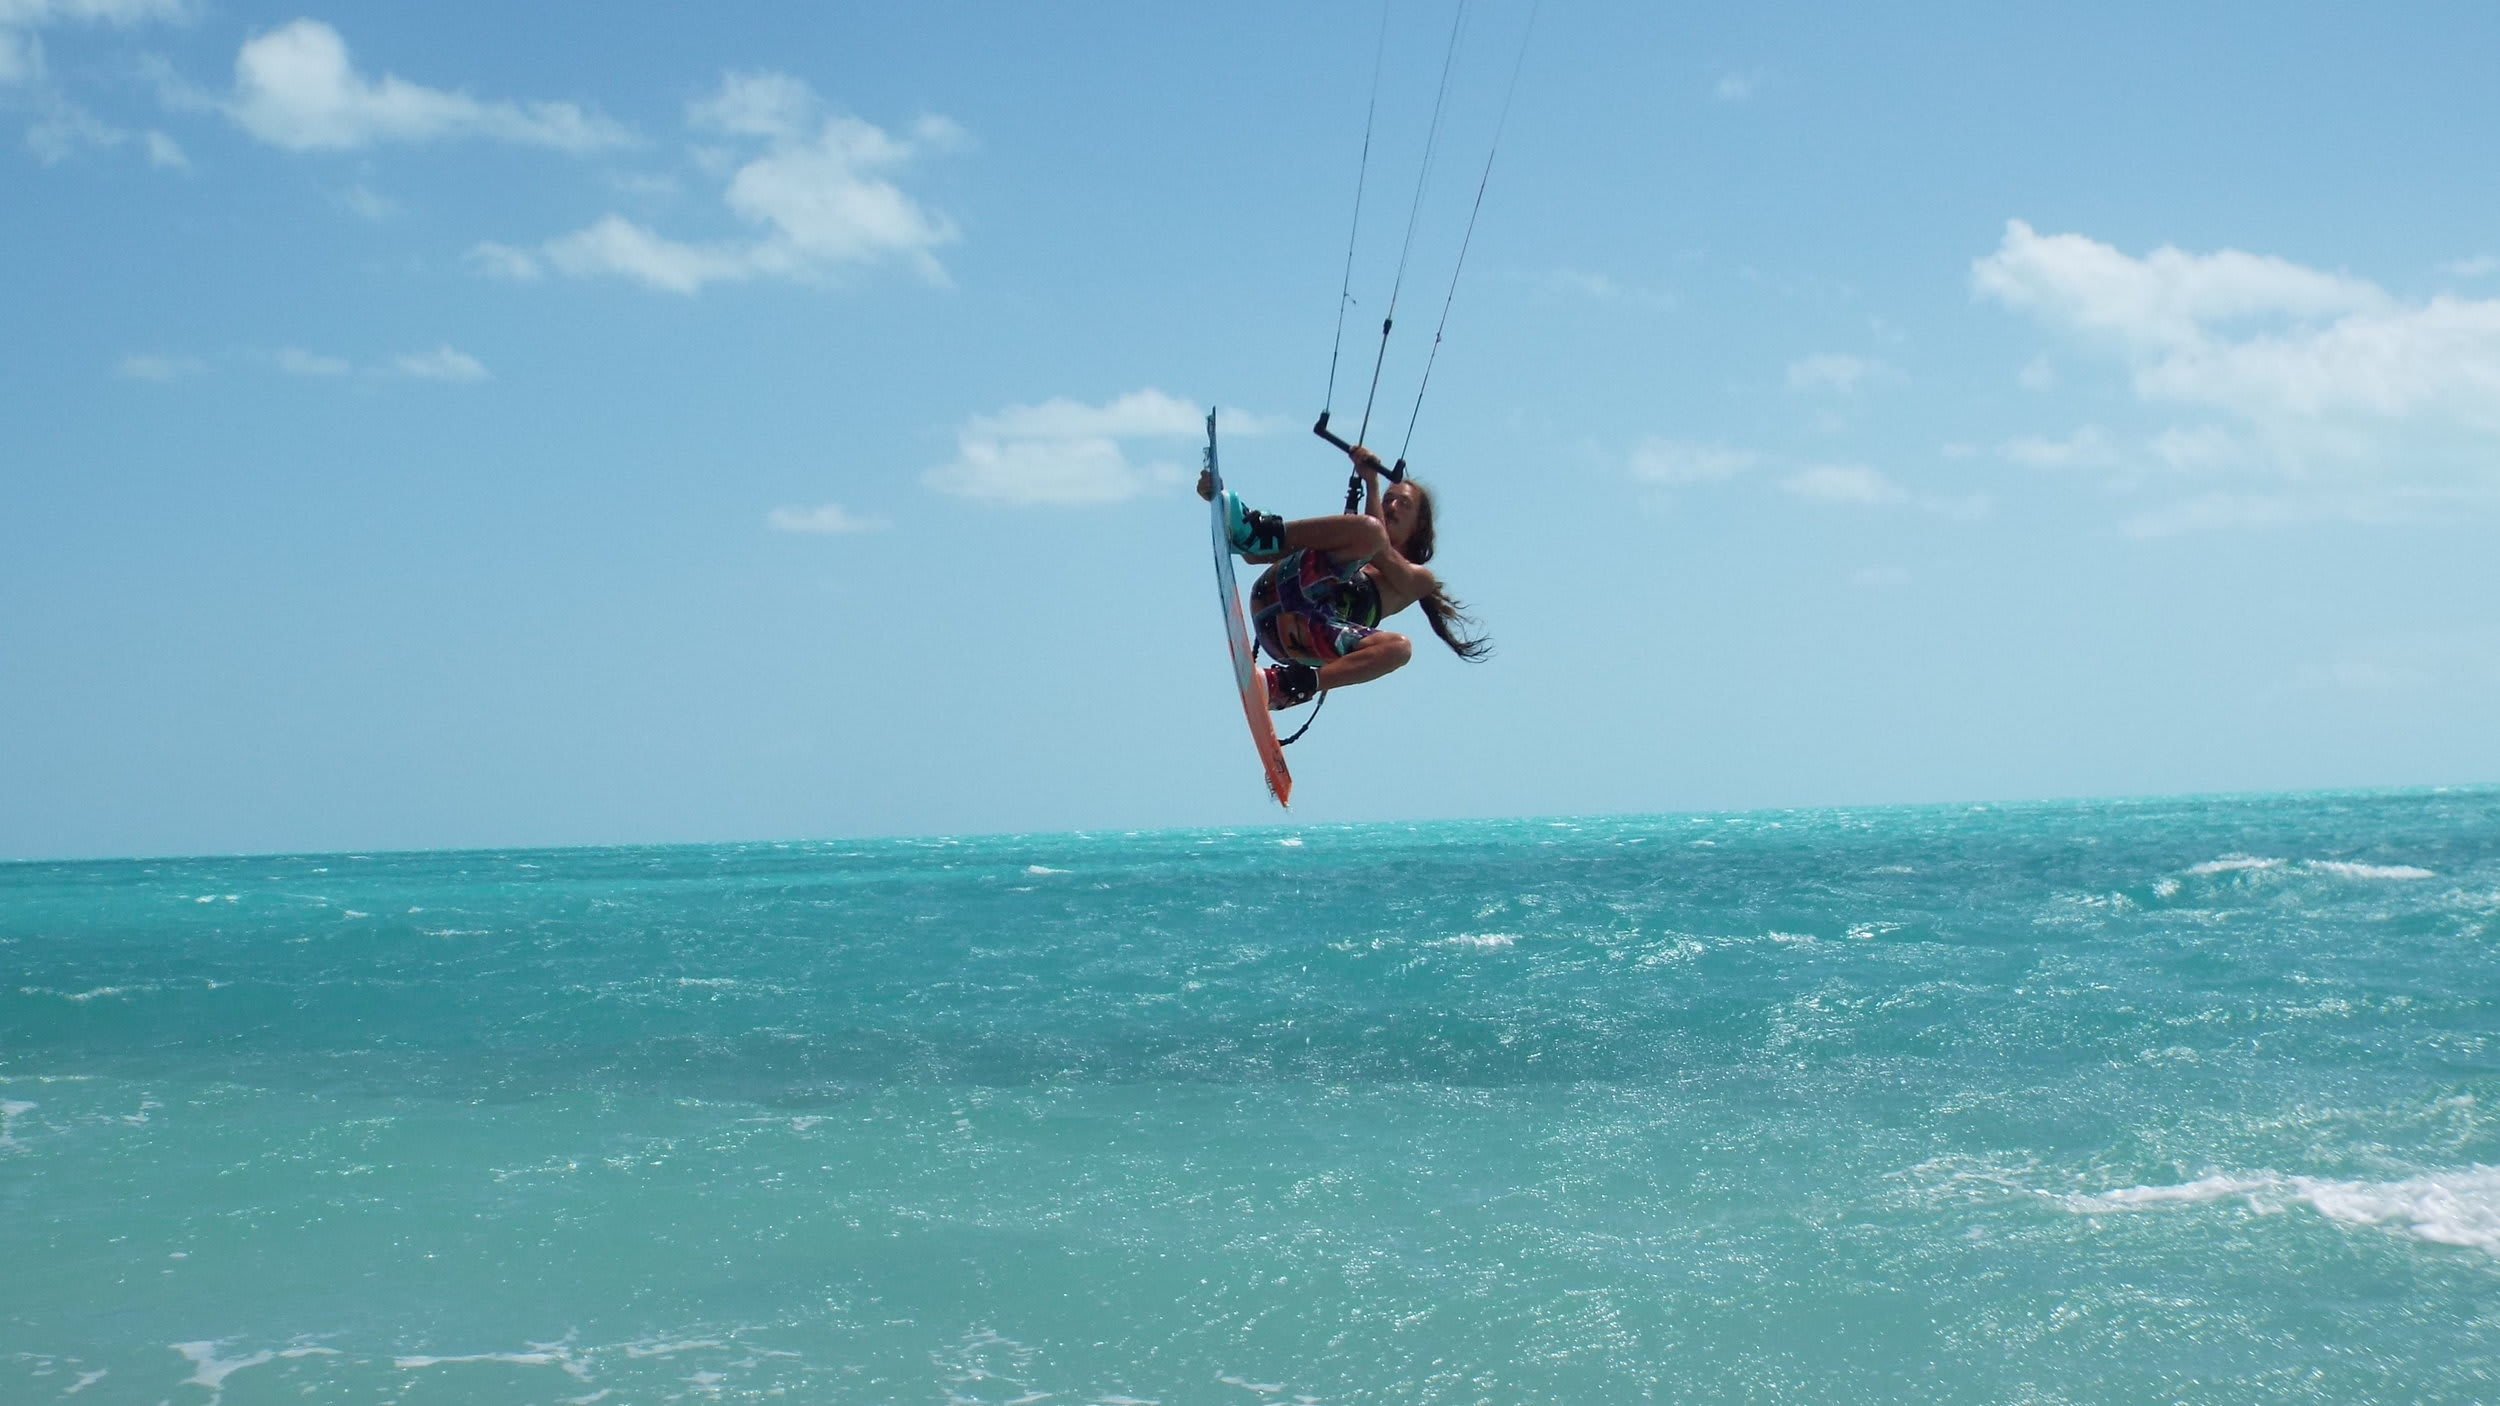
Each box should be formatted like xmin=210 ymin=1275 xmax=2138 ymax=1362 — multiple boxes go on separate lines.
xmin=1251 ymin=549 xmax=1381 ymax=667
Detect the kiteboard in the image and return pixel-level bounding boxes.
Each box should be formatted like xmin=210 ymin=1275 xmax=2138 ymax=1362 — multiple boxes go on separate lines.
xmin=1205 ymin=408 xmax=1293 ymax=806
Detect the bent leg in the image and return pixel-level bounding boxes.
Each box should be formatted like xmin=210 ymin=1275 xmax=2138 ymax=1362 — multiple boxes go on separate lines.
xmin=1317 ymin=630 xmax=1412 ymax=690
xmin=1283 ymin=513 xmax=1390 ymax=563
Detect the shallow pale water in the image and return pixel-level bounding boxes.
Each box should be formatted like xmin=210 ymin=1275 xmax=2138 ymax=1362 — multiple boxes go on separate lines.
xmin=6 ymin=789 xmax=2499 ymax=1403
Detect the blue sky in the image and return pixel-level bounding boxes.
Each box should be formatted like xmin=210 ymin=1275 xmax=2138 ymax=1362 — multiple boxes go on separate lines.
xmin=7 ymin=1 xmax=2500 ymax=860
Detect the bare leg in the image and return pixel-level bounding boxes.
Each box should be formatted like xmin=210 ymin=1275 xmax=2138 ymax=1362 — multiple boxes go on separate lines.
xmin=1318 ymin=631 xmax=1412 ymax=690
xmin=1283 ymin=514 xmax=1390 ymax=562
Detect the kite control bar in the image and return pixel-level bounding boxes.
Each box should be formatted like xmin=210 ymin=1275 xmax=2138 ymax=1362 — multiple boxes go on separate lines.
xmin=1311 ymin=412 xmax=1407 ymax=483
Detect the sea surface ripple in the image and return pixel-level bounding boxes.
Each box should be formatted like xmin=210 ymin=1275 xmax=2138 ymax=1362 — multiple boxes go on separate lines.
xmin=5 ymin=789 xmax=2498 ymax=1402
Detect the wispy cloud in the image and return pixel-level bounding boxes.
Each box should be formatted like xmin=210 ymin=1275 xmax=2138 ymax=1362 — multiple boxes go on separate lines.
xmin=1529 ymin=267 xmax=1678 ymax=311
xmin=225 ymin=19 xmax=627 ymax=153
xmin=1785 ymin=353 xmax=1893 ymax=394
xmin=924 ymin=388 xmax=1200 ymax=506
xmin=257 ymin=345 xmax=488 ymax=381
xmin=2001 ymin=426 xmax=2116 ymax=470
xmin=337 ymin=183 xmax=395 ymax=220
xmin=1626 ymin=438 xmax=1982 ymax=519
xmin=1783 ymin=463 xmax=1905 ymax=505
xmin=1712 ymin=70 xmax=1759 ymax=101
xmin=23 ymin=99 xmax=116 ymax=160
xmin=2120 ymin=492 xmax=2367 ymax=538
xmin=116 ymin=352 xmax=203 ymax=381
xmin=767 ymin=502 xmax=889 ymax=534
xmin=1628 ymin=438 xmax=1756 ymax=485
xmin=1 ymin=0 xmax=187 ymax=88
xmin=2440 ymin=255 xmax=2499 ymax=279
xmin=0 ymin=29 xmax=34 ymax=84
xmin=484 ymin=71 xmax=962 ymax=295
xmin=275 ymin=346 xmax=349 ymax=377
xmin=392 ymin=345 xmax=487 ymax=381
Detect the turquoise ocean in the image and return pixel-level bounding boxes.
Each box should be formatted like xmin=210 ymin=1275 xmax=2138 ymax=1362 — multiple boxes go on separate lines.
xmin=6 ymin=789 xmax=2498 ymax=1403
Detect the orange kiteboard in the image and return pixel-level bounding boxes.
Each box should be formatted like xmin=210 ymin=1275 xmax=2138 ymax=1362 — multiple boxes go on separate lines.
xmin=1205 ymin=408 xmax=1292 ymax=806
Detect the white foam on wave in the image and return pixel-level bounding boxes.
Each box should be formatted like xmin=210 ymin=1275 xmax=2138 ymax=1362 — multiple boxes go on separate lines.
xmin=394 ymin=1349 xmax=579 ymax=1375
xmin=2186 ymin=856 xmax=2282 ymax=875
xmin=17 ymin=985 xmax=139 ymax=1002
xmin=2304 ymin=859 xmax=2437 ymax=880
xmin=171 ymin=1342 xmax=278 ymax=1401
xmin=1025 ymin=865 xmax=1068 ymax=875
xmin=622 ymin=1338 xmax=723 ymax=1357
xmin=2059 ymin=1165 xmax=2500 ymax=1254
xmin=1437 ymin=933 xmax=1517 ymax=950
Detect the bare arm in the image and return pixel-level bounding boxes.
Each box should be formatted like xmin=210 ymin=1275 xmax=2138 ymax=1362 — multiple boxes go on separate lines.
xmin=1349 ymin=444 xmax=1386 ymax=521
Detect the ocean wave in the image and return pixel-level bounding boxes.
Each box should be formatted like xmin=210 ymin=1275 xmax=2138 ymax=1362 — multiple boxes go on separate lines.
xmin=2303 ymin=860 xmax=2437 ymax=880
xmin=2185 ymin=856 xmax=2283 ymax=875
xmin=2059 ymin=1165 xmax=2500 ymax=1254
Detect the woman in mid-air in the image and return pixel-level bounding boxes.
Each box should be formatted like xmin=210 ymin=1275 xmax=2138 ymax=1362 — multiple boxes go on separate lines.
xmin=1199 ymin=443 xmax=1490 ymax=710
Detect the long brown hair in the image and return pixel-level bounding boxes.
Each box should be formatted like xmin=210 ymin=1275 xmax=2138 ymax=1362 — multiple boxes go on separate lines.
xmin=1397 ymin=480 xmax=1492 ymax=662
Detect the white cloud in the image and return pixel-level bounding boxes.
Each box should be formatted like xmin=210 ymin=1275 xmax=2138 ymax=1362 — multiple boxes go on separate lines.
xmin=506 ymin=71 xmax=960 ymax=295
xmin=393 ymin=345 xmax=487 ymax=381
xmin=1628 ymin=437 xmax=1756 ymax=485
xmin=275 ymin=346 xmax=349 ymax=377
xmin=336 ymin=183 xmax=395 ymax=219
xmin=688 ymin=68 xmax=817 ymax=141
xmin=2 ymin=0 xmax=185 ymax=86
xmin=1974 ymin=219 xmax=2386 ymax=351
xmin=116 ymin=351 xmax=201 ymax=380
xmin=2147 ymin=424 xmax=2240 ymax=470
xmin=1209 ymin=406 xmax=1292 ymax=437
xmin=1976 ymin=219 xmax=2500 ymax=526
xmin=2018 ymin=355 xmax=2057 ymax=390
xmin=1974 ymin=219 xmax=2500 ymax=431
xmin=0 ymin=27 xmax=36 ymax=82
xmin=2441 ymin=255 xmax=2499 ymax=279
xmin=466 ymin=241 xmax=541 ymax=281
xmin=1532 ymin=267 xmax=1678 ymax=311
xmin=23 ymin=99 xmax=116 ymax=160
xmin=1783 ymin=463 xmax=1904 ymax=505
xmin=2121 ymin=493 xmax=2323 ymax=538
xmin=0 ymin=0 xmax=188 ymax=22
xmin=1785 ymin=352 xmax=1890 ymax=394
xmin=541 ymin=214 xmax=746 ymax=294
xmin=226 ymin=19 xmax=626 ymax=152
xmin=2002 ymin=425 xmax=2115 ymax=470
xmin=22 ymin=84 xmax=183 ymax=168
xmin=964 ymin=390 xmax=1199 ymax=442
xmin=2135 ymin=297 xmax=2500 ymax=428
xmin=767 ymin=502 xmax=888 ymax=534
xmin=925 ymin=388 xmax=1199 ymax=506
xmin=1712 ymin=71 xmax=1757 ymax=101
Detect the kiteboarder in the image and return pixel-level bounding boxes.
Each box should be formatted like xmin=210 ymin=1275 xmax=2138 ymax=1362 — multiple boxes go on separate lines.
xmin=1199 ymin=443 xmax=1489 ymax=710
